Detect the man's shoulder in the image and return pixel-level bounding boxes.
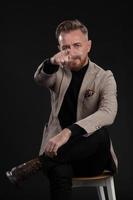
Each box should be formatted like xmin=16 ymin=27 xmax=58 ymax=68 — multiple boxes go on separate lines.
xmin=90 ymin=60 xmax=113 ymax=77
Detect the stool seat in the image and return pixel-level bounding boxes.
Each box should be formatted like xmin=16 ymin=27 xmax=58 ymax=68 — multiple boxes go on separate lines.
xmin=72 ymin=173 xmax=111 ymax=181
xmin=72 ymin=172 xmax=117 ymax=200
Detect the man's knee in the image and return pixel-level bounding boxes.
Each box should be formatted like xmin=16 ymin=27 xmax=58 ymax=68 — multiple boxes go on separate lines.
xmin=40 ymin=155 xmax=73 ymax=178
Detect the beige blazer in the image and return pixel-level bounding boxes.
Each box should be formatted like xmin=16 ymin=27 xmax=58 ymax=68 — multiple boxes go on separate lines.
xmin=34 ymin=60 xmax=118 ymax=168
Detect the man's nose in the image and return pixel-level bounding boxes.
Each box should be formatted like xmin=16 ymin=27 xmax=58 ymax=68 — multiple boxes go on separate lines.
xmin=65 ymin=46 xmax=75 ymax=55
xmin=65 ymin=48 xmax=71 ymax=55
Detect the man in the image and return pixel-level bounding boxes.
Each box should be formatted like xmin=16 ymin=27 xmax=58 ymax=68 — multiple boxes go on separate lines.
xmin=6 ymin=19 xmax=118 ymax=200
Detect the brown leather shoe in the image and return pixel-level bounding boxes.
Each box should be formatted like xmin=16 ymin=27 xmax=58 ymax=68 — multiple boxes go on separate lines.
xmin=6 ymin=157 xmax=42 ymax=186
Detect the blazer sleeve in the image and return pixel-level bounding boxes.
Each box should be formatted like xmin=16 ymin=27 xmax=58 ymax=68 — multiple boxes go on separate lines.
xmin=75 ymin=70 xmax=118 ymax=136
xmin=34 ymin=59 xmax=59 ymax=90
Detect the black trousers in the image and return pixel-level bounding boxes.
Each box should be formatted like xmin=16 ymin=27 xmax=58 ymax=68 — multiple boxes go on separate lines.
xmin=40 ymin=128 xmax=116 ymax=200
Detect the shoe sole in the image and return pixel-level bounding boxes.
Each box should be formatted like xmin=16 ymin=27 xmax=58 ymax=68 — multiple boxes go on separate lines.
xmin=6 ymin=171 xmax=17 ymax=184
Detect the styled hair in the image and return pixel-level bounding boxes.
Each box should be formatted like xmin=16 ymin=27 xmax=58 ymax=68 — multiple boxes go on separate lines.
xmin=56 ymin=19 xmax=89 ymax=40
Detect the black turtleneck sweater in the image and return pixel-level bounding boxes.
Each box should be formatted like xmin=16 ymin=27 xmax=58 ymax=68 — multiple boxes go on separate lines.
xmin=43 ymin=59 xmax=87 ymax=137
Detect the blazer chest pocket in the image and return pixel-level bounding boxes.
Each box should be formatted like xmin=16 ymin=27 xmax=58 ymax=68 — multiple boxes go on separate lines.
xmin=83 ymin=89 xmax=99 ymax=111
xmin=84 ymin=89 xmax=95 ymax=98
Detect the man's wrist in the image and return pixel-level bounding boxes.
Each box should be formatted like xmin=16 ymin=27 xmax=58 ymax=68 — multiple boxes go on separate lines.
xmin=43 ymin=58 xmax=59 ymax=74
xmin=63 ymin=128 xmax=72 ymax=137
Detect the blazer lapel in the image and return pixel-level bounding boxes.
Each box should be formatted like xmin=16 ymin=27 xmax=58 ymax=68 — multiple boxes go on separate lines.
xmin=77 ymin=61 xmax=97 ymax=120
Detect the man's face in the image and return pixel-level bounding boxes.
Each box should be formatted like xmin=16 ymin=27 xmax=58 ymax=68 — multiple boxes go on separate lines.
xmin=58 ymin=29 xmax=91 ymax=70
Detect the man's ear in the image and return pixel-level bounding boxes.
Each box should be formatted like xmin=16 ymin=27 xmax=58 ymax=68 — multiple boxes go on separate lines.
xmin=87 ymin=40 xmax=92 ymax=53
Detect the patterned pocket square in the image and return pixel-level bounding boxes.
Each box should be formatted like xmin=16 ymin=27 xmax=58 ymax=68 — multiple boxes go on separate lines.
xmin=84 ymin=89 xmax=95 ymax=98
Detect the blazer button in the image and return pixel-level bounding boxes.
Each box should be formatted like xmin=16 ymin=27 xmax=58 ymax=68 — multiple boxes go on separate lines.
xmin=96 ymin=125 xmax=101 ymax=130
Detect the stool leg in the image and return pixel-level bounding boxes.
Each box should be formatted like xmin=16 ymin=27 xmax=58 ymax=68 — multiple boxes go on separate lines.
xmin=106 ymin=177 xmax=116 ymax=200
xmin=97 ymin=186 xmax=106 ymax=200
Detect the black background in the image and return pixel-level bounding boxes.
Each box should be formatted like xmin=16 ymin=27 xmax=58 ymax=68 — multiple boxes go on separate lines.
xmin=1 ymin=1 xmax=133 ymax=200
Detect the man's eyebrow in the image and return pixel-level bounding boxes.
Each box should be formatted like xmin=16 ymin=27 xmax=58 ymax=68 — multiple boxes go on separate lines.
xmin=62 ymin=44 xmax=70 ymax=49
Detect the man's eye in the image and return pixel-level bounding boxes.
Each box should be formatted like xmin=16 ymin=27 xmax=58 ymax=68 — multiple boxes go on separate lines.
xmin=74 ymin=44 xmax=81 ymax=48
xmin=62 ymin=46 xmax=68 ymax=50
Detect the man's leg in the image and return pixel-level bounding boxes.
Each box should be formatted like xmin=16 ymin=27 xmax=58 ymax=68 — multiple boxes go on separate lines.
xmin=41 ymin=127 xmax=114 ymax=172
xmin=6 ymin=127 xmax=116 ymax=194
xmin=39 ymin=128 xmax=116 ymax=200
xmin=46 ymin=163 xmax=73 ymax=200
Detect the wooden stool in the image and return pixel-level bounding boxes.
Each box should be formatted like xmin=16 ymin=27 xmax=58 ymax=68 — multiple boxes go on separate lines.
xmin=72 ymin=172 xmax=117 ymax=200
